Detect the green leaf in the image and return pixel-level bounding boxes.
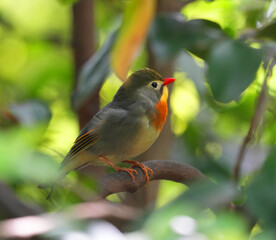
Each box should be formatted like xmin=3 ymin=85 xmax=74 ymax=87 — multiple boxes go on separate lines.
xmin=256 ymin=21 xmax=276 ymax=41
xmin=246 ymin=149 xmax=276 ymax=230
xmin=253 ymin=230 xmax=276 ymax=240
xmin=206 ymin=40 xmax=263 ymax=103
xmin=111 ymin=0 xmax=156 ymax=80
xmin=176 ymin=51 xmax=206 ymax=95
xmin=72 ymin=32 xmax=117 ymax=110
xmin=149 ymin=14 xmax=226 ymax=60
xmin=177 ymin=180 xmax=237 ymax=209
xmin=0 ymin=128 xmax=57 ymax=183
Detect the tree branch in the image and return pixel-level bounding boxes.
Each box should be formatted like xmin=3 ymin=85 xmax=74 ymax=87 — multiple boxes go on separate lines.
xmin=233 ymin=63 xmax=273 ymax=182
xmin=0 ymin=200 xmax=137 ymax=239
xmin=0 ymin=161 xmax=205 ymax=238
xmin=99 ymin=160 xmax=206 ymax=198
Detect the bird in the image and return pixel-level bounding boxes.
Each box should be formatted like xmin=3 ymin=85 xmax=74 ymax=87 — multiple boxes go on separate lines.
xmin=43 ymin=68 xmax=175 ymax=199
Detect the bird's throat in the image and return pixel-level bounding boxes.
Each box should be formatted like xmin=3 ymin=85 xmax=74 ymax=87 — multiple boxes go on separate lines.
xmin=161 ymin=86 xmax=168 ymax=102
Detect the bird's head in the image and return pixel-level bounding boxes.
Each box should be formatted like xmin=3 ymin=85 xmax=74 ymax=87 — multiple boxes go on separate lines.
xmin=121 ymin=68 xmax=175 ymax=104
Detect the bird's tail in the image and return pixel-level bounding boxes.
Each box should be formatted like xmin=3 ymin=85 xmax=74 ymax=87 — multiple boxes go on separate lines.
xmin=38 ymin=170 xmax=68 ymax=200
xmin=38 ymin=182 xmax=56 ymax=200
xmin=38 ymin=154 xmax=91 ymax=199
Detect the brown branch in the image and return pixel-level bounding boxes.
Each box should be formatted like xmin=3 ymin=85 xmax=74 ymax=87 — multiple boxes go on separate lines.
xmin=233 ymin=64 xmax=273 ymax=182
xmin=0 ymin=161 xmax=205 ymax=238
xmin=99 ymin=160 xmax=206 ymax=198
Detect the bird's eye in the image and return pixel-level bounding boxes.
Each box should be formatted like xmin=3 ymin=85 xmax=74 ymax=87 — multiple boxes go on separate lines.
xmin=151 ymin=82 xmax=158 ymax=88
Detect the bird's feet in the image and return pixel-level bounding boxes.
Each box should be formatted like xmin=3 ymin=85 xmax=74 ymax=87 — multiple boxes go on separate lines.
xmin=113 ymin=166 xmax=138 ymax=181
xmin=98 ymin=155 xmax=137 ymax=180
xmin=123 ymin=160 xmax=153 ymax=185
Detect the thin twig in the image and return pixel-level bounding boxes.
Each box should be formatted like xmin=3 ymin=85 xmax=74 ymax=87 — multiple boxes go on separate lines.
xmin=233 ymin=64 xmax=273 ymax=182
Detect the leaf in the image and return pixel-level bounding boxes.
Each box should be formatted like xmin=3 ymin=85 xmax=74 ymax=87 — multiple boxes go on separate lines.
xmin=177 ymin=180 xmax=238 ymax=209
xmin=176 ymin=51 xmax=206 ymax=95
xmin=0 ymin=129 xmax=57 ymax=183
xmin=7 ymin=100 xmax=51 ymax=126
xmin=206 ymin=40 xmax=263 ymax=103
xmin=111 ymin=0 xmax=156 ymax=81
xmin=256 ymin=20 xmax=276 ymax=41
xmin=149 ymin=14 xmax=226 ymax=60
xmin=143 ymin=180 xmax=239 ymax=240
xmin=246 ymin=149 xmax=276 ymax=229
xmin=72 ymin=32 xmax=117 ymax=110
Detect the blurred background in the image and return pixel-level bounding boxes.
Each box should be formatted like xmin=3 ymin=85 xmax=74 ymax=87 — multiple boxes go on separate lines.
xmin=1 ymin=0 xmax=276 ymax=239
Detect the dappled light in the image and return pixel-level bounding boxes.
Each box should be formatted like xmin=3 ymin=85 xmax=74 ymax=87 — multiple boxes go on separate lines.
xmin=1 ymin=0 xmax=276 ymax=239
xmin=170 ymin=74 xmax=200 ymax=135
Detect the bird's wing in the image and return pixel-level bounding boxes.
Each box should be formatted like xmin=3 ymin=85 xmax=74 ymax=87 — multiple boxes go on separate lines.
xmin=58 ymin=128 xmax=99 ymax=171
xmin=43 ymin=128 xmax=99 ymax=198
xmin=68 ymin=128 xmax=99 ymax=159
xmin=59 ymin=104 xmax=115 ymax=173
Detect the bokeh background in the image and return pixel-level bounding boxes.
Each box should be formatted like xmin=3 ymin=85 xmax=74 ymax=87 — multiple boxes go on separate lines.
xmin=1 ymin=0 xmax=276 ymax=239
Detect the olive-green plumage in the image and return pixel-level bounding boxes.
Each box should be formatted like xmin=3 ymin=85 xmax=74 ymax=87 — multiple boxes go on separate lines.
xmin=41 ymin=68 xmax=175 ymax=198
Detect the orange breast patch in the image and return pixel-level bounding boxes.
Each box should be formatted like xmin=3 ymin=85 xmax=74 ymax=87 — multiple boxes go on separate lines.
xmin=151 ymin=86 xmax=169 ymax=131
xmin=151 ymin=100 xmax=168 ymax=131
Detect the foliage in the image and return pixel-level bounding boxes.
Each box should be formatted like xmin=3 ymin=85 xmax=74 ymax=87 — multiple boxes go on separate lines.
xmin=1 ymin=0 xmax=276 ymax=239
xmin=72 ymin=31 xmax=117 ymax=109
xmin=111 ymin=0 xmax=156 ymax=80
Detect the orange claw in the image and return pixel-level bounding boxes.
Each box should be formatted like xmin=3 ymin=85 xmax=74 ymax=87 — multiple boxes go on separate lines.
xmin=119 ymin=167 xmax=137 ymax=181
xmin=123 ymin=160 xmax=153 ymax=185
xmin=98 ymin=155 xmax=137 ymax=181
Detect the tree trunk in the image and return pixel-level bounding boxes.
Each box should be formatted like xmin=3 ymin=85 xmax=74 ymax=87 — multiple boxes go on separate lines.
xmin=72 ymin=0 xmax=106 ymax=181
xmin=72 ymin=0 xmax=100 ymax=128
xmin=122 ymin=0 xmax=187 ymax=210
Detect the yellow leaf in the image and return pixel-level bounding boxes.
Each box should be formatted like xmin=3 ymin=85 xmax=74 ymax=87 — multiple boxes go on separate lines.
xmin=111 ymin=0 xmax=156 ymax=81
